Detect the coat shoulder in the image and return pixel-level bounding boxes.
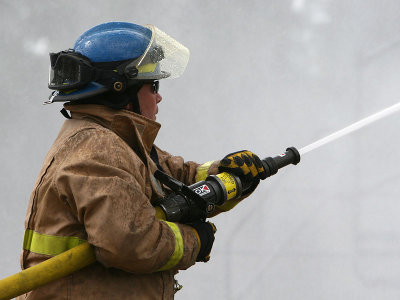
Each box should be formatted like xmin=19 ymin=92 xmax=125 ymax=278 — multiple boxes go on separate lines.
xmin=53 ymin=118 xmax=143 ymax=172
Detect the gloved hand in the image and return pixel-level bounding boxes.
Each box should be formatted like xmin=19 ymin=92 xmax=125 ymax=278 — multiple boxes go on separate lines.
xmin=189 ymin=221 xmax=216 ymax=262
xmin=218 ymin=150 xmax=267 ymax=182
xmin=216 ymin=150 xmax=266 ymax=211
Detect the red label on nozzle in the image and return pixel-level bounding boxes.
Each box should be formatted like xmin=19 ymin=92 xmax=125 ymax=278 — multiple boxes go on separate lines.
xmin=193 ymin=184 xmax=211 ymax=196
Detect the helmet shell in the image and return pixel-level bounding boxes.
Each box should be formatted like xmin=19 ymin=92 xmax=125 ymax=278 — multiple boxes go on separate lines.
xmin=73 ymin=22 xmax=152 ymax=62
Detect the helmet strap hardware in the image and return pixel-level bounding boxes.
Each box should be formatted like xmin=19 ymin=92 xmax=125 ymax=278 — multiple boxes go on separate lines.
xmin=113 ymin=81 xmax=124 ymax=92
xmin=125 ymin=66 xmax=139 ymax=79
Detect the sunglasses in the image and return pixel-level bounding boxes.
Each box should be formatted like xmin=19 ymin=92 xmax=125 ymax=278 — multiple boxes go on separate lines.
xmin=151 ymin=81 xmax=159 ymax=94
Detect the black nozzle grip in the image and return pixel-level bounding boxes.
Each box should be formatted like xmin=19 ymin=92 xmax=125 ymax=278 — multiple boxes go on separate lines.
xmin=261 ymin=147 xmax=300 ymax=179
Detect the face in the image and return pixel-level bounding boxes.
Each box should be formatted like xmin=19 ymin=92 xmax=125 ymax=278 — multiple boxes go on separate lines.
xmin=137 ymin=82 xmax=162 ymax=121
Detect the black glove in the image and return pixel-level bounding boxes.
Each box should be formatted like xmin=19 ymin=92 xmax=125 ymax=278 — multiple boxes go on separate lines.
xmin=189 ymin=221 xmax=216 ymax=262
xmin=218 ymin=150 xmax=267 ymax=195
xmin=219 ymin=150 xmax=267 ymax=181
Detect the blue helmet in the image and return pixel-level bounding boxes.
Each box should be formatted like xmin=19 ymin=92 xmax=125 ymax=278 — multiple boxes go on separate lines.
xmin=48 ymin=22 xmax=190 ymax=103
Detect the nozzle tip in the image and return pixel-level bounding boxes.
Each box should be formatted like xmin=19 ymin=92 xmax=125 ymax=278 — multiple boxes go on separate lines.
xmin=286 ymin=147 xmax=301 ymax=165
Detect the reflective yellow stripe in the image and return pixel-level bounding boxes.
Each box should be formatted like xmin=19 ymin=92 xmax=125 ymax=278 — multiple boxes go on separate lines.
xmin=138 ymin=63 xmax=157 ymax=73
xmin=23 ymin=229 xmax=86 ymax=257
xmin=195 ymin=160 xmax=216 ymax=182
xmin=157 ymin=221 xmax=184 ymax=271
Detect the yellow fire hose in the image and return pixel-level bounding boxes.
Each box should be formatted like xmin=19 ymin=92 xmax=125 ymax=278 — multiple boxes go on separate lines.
xmin=0 ymin=208 xmax=166 ymax=300
xmin=0 ymin=242 xmax=95 ymax=300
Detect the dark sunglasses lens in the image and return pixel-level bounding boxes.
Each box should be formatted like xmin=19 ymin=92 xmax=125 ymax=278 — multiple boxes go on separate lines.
xmin=152 ymin=81 xmax=159 ymax=93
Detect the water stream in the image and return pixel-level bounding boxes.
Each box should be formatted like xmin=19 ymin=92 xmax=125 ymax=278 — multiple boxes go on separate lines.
xmin=299 ymin=102 xmax=400 ymax=156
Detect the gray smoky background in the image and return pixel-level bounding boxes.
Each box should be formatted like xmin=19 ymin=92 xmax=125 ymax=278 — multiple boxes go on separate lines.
xmin=0 ymin=1 xmax=399 ymax=299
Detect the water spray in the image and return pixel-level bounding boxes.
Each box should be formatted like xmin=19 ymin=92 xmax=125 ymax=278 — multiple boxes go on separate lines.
xmin=267 ymin=101 xmax=400 ymax=175
xmin=299 ymin=102 xmax=400 ymax=155
xmin=258 ymin=102 xmax=400 ymax=183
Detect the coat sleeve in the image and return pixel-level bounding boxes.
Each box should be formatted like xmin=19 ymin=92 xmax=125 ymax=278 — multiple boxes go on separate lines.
xmin=154 ymin=145 xmax=220 ymax=186
xmin=53 ymin=128 xmax=199 ymax=273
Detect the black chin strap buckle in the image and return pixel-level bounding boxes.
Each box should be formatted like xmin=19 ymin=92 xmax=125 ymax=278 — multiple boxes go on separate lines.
xmin=60 ymin=108 xmax=71 ymax=119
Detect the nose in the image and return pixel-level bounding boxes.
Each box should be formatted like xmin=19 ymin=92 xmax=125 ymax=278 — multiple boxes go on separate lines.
xmin=156 ymin=93 xmax=162 ymax=104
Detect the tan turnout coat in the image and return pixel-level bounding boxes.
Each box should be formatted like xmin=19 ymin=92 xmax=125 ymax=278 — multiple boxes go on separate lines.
xmin=19 ymin=104 xmax=210 ymax=299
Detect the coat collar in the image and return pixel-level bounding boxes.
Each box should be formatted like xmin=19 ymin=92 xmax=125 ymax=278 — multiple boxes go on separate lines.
xmin=64 ymin=104 xmax=161 ymax=153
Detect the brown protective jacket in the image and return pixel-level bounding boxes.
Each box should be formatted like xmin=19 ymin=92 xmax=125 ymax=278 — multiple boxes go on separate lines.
xmin=19 ymin=104 xmax=215 ymax=299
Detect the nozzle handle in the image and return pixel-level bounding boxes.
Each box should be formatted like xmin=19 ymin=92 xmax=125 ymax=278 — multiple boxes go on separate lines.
xmin=261 ymin=147 xmax=300 ymax=178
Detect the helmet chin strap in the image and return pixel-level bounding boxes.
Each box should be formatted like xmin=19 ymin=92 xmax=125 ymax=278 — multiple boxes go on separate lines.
xmin=65 ymin=83 xmax=144 ymax=112
xmin=129 ymin=94 xmax=141 ymax=114
xmin=124 ymin=83 xmax=143 ymax=114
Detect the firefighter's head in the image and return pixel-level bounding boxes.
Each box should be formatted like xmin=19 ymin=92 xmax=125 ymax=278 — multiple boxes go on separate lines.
xmin=47 ymin=22 xmax=188 ymax=117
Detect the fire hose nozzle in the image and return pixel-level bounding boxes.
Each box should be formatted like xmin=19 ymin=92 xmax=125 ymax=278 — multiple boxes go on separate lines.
xmin=261 ymin=146 xmax=300 ymax=178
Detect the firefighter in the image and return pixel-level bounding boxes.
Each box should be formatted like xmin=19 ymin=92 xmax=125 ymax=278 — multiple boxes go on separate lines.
xmin=19 ymin=22 xmax=266 ymax=299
